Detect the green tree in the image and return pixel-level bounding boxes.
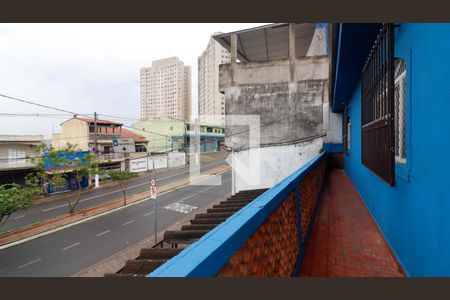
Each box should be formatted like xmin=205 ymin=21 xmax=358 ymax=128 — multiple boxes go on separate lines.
xmin=0 ymin=174 xmax=40 ymax=227
xmin=32 ymin=142 xmax=100 ymax=214
xmin=107 ymin=170 xmax=138 ymax=205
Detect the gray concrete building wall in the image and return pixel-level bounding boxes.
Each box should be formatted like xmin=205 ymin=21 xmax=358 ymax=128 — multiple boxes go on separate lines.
xmin=220 ymin=55 xmax=329 ymax=150
xmin=218 ymin=23 xmax=343 ymax=192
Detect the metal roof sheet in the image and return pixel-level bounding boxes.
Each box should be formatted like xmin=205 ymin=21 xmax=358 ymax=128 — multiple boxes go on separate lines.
xmin=212 ymin=23 xmax=316 ymax=62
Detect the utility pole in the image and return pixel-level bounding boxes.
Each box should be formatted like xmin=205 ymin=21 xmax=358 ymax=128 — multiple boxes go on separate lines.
xmin=94 ymin=112 xmax=99 ymax=188
xmin=94 ymin=112 xmax=98 ymax=153
xmin=148 ymin=153 xmax=157 ymax=244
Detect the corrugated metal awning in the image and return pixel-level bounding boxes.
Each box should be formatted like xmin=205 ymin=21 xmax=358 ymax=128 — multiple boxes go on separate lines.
xmin=212 ymin=23 xmax=316 ymax=62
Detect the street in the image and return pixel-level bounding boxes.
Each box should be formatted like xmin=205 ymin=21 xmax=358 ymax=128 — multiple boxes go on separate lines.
xmin=0 ymin=158 xmax=227 ymax=234
xmin=0 ymin=170 xmax=231 ymax=276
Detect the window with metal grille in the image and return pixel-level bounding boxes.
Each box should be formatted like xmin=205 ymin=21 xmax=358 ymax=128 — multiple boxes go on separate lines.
xmin=394 ymin=58 xmax=407 ymax=164
xmin=361 ymin=24 xmax=395 ymax=186
xmin=343 ymin=107 xmax=351 ymax=154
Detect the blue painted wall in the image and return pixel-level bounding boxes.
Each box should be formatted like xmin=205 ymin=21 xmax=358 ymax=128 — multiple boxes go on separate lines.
xmin=344 ymin=23 xmax=450 ymax=276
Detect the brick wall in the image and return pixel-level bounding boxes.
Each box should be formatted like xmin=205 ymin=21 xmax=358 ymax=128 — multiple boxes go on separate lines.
xmin=217 ymin=157 xmax=326 ymax=277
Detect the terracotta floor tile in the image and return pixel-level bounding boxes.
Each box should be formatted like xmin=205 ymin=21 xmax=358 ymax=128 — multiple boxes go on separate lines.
xmin=299 ymin=170 xmax=404 ymax=277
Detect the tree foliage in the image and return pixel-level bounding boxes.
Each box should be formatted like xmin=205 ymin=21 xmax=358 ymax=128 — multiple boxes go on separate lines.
xmin=107 ymin=170 xmax=138 ymax=205
xmin=0 ymin=174 xmax=40 ymax=227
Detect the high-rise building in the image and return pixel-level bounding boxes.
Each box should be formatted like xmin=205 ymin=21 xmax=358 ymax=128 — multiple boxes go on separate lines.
xmin=140 ymin=57 xmax=191 ymax=121
xmin=198 ymin=34 xmax=230 ymax=124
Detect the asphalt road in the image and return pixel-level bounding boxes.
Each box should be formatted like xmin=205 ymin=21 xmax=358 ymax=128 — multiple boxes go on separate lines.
xmin=0 ymin=170 xmax=231 ymax=277
xmin=0 ymin=158 xmax=227 ymax=234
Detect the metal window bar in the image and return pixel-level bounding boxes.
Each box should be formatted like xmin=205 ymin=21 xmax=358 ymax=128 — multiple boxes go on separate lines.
xmin=394 ymin=59 xmax=407 ymax=163
xmin=361 ymin=24 xmax=395 ymax=186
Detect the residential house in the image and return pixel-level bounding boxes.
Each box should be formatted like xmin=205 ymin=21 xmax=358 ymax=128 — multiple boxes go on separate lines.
xmin=53 ymin=116 xmax=148 ymax=170
xmin=0 ymin=135 xmax=43 ymax=185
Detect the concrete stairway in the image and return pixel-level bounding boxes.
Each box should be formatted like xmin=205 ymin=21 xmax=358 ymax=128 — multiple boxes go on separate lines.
xmin=105 ymin=188 xmax=267 ymax=277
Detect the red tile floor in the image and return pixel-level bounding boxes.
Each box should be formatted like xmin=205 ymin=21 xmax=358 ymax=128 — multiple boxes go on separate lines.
xmin=299 ymin=170 xmax=405 ymax=277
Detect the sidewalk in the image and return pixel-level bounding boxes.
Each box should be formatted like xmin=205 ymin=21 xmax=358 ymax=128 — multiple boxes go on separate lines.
xmin=0 ymin=164 xmax=230 ymax=249
xmin=299 ymin=170 xmax=404 ymax=277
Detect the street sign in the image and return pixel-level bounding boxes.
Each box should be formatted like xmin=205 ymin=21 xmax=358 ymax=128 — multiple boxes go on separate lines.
xmin=112 ymin=138 xmax=136 ymax=153
xmin=150 ymin=186 xmax=157 ymax=199
xmin=150 ymin=179 xmax=156 ymax=187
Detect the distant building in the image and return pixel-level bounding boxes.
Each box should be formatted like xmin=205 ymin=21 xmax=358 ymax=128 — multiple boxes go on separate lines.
xmin=198 ymin=34 xmax=230 ymax=125
xmin=52 ymin=116 xmax=148 ymax=171
xmin=131 ymin=117 xmax=224 ymax=154
xmin=0 ymin=134 xmax=44 ymax=185
xmin=140 ymin=57 xmax=192 ymax=121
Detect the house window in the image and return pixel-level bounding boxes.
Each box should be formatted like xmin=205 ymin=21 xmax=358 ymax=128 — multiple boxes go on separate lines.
xmin=347 ymin=118 xmax=351 ymax=151
xmin=361 ymin=24 xmax=395 ymax=186
xmin=343 ymin=107 xmax=350 ymax=154
xmin=394 ymin=58 xmax=407 ymax=164
xmin=9 ymin=148 xmax=26 ymax=160
xmin=135 ymin=145 xmax=147 ymax=152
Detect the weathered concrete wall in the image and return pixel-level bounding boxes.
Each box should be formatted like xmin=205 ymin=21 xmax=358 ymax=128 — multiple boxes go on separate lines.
xmin=220 ymin=56 xmax=328 ymax=150
xmin=228 ymin=139 xmax=323 ymax=192
xmin=220 ymin=55 xmax=333 ymax=192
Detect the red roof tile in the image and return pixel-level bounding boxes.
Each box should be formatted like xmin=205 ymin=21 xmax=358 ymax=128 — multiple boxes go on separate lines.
xmin=75 ymin=117 xmax=123 ymax=126
xmin=120 ymin=128 xmax=148 ymax=143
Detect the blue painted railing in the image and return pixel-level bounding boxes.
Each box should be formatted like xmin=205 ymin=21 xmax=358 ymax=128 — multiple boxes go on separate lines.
xmin=148 ymin=151 xmax=327 ymax=277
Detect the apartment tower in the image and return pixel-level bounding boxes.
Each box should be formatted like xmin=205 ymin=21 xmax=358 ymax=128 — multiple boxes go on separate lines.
xmin=140 ymin=57 xmax=191 ymax=121
xmin=198 ymin=34 xmax=230 ymax=124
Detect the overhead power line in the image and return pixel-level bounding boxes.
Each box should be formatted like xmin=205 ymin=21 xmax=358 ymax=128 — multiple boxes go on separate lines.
xmin=0 ymin=93 xmax=170 ymax=138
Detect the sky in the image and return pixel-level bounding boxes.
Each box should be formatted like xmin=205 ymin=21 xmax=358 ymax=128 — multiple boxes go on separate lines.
xmin=0 ymin=23 xmax=268 ymax=139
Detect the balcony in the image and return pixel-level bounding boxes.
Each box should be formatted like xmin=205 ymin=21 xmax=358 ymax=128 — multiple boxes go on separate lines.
xmin=147 ymin=151 xmax=404 ymax=277
xmin=0 ymin=158 xmax=36 ymax=171
xmin=98 ymin=153 xmax=127 ymax=163
xmin=89 ymin=133 xmax=121 ymax=141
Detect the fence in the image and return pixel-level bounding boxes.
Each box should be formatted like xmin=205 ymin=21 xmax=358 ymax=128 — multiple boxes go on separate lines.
xmin=149 ymin=151 xmax=327 ymax=277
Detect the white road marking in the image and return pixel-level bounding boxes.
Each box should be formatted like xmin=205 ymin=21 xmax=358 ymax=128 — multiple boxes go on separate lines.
xmin=122 ymin=220 xmax=135 ymax=226
xmin=42 ymin=203 xmax=68 ymax=212
xmin=18 ymin=258 xmax=42 ymax=269
xmin=144 ymin=211 xmax=154 ymax=216
xmin=164 ymin=202 xmax=198 ymax=214
xmin=13 ymin=215 xmax=25 ymax=220
xmin=62 ymin=242 xmax=80 ymax=251
xmin=96 ymin=230 xmax=111 ymax=237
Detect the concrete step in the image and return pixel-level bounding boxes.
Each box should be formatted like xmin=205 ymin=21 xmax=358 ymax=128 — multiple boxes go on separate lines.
xmin=163 ymin=230 xmax=210 ymax=242
xmin=104 ymin=273 xmax=145 ymax=277
xmin=213 ymin=203 xmax=247 ymax=209
xmin=138 ymin=248 xmax=183 ymax=260
xmin=181 ymin=224 xmax=218 ymax=231
xmin=190 ymin=218 xmax=226 ymax=225
xmin=237 ymin=188 xmax=268 ymax=195
xmin=220 ymin=199 xmax=253 ymax=205
xmin=207 ymin=207 xmax=242 ymax=214
xmin=121 ymin=259 xmax=167 ymax=275
xmin=195 ymin=212 xmax=234 ymax=219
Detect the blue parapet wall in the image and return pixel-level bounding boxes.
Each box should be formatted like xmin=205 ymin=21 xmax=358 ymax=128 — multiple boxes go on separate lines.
xmin=148 ymin=151 xmax=326 ymax=277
